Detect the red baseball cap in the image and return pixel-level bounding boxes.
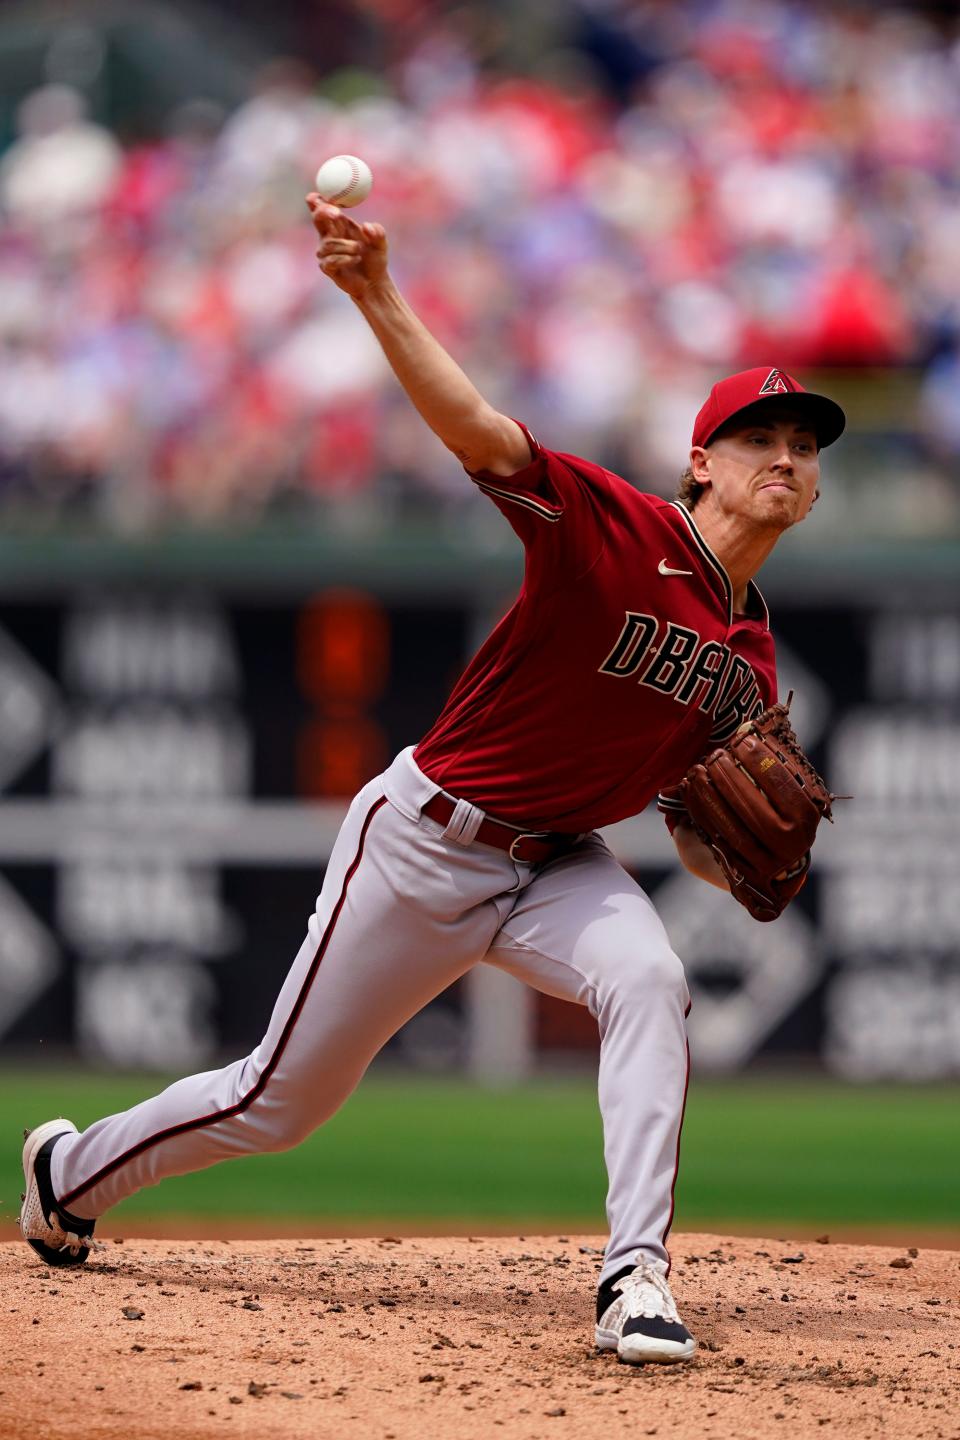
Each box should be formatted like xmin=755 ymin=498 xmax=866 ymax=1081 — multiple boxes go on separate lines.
xmin=692 ymin=367 xmax=846 ymax=450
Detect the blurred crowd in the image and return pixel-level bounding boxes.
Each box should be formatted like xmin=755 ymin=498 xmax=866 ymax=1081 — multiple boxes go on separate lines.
xmin=1 ymin=0 xmax=960 ymax=534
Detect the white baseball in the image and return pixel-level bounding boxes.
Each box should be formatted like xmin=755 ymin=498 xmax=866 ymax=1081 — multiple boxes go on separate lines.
xmin=314 ymin=154 xmax=374 ymax=208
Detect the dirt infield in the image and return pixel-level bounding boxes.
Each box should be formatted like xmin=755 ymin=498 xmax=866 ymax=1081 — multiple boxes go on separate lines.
xmin=2 ymin=1233 xmax=957 ymax=1440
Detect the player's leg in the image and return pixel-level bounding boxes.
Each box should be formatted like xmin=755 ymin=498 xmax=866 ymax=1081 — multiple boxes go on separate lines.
xmin=40 ymin=772 xmax=519 ymax=1232
xmin=484 ymin=835 xmax=695 ymax=1362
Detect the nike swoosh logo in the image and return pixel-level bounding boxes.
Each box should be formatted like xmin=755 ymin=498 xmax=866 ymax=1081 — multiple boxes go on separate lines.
xmin=658 ymin=559 xmax=693 ymax=576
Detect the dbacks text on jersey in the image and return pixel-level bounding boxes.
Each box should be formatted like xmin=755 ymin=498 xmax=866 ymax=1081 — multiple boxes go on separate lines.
xmin=598 ymin=612 xmax=764 ymax=742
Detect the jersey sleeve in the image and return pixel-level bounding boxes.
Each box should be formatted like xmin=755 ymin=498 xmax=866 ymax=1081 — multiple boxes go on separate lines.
xmin=465 ymin=422 xmax=609 ymax=586
xmin=656 ymin=784 xmax=687 ymax=835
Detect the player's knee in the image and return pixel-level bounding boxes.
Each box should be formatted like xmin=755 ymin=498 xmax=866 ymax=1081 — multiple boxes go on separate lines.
xmin=603 ymin=941 xmax=686 ymax=1011
xmin=249 ymin=1097 xmax=339 ymax=1153
xmin=646 ymin=943 xmax=687 ymax=998
xmin=268 ymin=1119 xmax=309 ymax=1152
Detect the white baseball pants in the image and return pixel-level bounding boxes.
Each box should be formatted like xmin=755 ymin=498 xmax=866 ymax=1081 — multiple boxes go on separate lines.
xmin=51 ymin=748 xmax=691 ymax=1284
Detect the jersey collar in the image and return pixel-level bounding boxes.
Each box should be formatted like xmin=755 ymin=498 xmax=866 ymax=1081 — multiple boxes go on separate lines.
xmin=668 ymin=501 xmax=769 ymax=630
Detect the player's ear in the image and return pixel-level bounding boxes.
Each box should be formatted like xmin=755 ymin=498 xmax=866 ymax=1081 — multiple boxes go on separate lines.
xmin=689 ymin=446 xmax=711 ymax=485
xmin=690 ymin=446 xmax=713 ymax=492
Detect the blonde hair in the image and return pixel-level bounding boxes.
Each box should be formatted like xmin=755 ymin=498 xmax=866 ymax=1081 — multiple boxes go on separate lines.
xmin=675 ymin=466 xmax=703 ymax=511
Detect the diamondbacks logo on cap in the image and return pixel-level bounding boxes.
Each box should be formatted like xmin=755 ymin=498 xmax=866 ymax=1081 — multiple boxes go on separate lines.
xmin=758 ymin=369 xmax=791 ymax=396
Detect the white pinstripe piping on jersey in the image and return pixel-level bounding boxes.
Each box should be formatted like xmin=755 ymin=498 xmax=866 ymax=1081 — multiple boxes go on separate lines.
xmin=656 ymin=792 xmax=687 ymax=812
xmin=667 ymin=502 xmax=769 ymax=630
xmin=475 ymin=480 xmax=563 ymax=522
xmin=668 ymin=502 xmax=733 ymax=625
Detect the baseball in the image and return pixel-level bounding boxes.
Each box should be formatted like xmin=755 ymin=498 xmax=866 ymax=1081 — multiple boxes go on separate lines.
xmin=314 ymin=154 xmax=374 ymax=208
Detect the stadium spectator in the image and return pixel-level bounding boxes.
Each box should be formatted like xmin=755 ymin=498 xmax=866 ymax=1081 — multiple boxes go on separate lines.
xmin=0 ymin=0 xmax=958 ymax=534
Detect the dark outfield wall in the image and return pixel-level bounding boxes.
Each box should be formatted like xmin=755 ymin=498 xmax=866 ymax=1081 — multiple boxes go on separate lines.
xmin=0 ymin=586 xmax=956 ymax=1079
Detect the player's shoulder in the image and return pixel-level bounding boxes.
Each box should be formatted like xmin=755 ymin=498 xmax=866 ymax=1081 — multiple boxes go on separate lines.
xmin=527 ymin=433 xmax=694 ymax=537
xmin=545 ymin=446 xmax=676 ymax=516
xmin=541 ymin=445 xmax=619 ymax=488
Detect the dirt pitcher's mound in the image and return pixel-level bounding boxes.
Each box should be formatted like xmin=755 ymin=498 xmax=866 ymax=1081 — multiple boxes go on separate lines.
xmin=1 ymin=1233 xmax=957 ymax=1440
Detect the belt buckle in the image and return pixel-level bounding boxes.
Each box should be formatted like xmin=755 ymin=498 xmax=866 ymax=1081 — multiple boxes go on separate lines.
xmin=509 ymin=831 xmax=546 ymax=864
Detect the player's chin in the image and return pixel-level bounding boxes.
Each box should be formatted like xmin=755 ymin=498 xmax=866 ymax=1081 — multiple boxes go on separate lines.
xmin=753 ymin=488 xmax=801 ymax=527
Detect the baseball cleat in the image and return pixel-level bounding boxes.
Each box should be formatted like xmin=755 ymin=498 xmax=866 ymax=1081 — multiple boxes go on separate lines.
xmin=19 ymin=1119 xmax=97 ymax=1267
xmin=596 ymin=1258 xmax=696 ymax=1364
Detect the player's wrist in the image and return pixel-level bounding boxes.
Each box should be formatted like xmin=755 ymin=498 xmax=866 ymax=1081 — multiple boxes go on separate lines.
xmin=351 ymin=273 xmax=398 ymax=313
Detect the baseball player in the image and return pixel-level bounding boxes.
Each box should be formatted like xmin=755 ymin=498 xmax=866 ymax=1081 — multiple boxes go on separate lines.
xmin=19 ymin=197 xmax=845 ymax=1367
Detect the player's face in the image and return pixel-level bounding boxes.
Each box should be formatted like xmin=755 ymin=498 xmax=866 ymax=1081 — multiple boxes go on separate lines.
xmin=695 ymin=410 xmax=820 ymax=530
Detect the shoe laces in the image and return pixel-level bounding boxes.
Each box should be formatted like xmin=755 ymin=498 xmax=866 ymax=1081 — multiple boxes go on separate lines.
xmin=45 ymin=1209 xmax=97 ymax=1256
xmin=60 ymin=1226 xmax=97 ymax=1257
xmin=613 ymin=1259 xmax=681 ymax=1324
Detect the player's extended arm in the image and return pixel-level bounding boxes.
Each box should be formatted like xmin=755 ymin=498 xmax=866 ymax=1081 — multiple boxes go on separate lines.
xmin=306 ymin=196 xmax=530 ymax=477
xmin=671 ymin=818 xmax=730 ymax=892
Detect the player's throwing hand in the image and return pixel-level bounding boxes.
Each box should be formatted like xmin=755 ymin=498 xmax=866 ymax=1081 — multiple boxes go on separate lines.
xmin=306 ymin=195 xmax=388 ymax=300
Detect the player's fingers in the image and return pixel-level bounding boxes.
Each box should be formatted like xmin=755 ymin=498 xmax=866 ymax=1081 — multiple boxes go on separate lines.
xmin=305 ymin=195 xmax=348 ymax=234
xmin=306 ymin=192 xmax=340 ymax=216
xmin=360 ymin=223 xmax=386 ymax=247
xmin=307 ymin=196 xmax=365 ymax=236
xmin=317 ymin=254 xmax=356 ymax=272
xmin=318 ymin=237 xmax=361 ymax=257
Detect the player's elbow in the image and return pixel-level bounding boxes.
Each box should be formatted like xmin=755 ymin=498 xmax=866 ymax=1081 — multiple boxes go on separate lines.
xmin=449 ymin=411 xmax=532 ymax=477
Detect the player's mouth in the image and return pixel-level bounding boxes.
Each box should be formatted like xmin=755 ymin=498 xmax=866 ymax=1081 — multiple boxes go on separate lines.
xmin=758 ymin=480 xmax=796 ymax=493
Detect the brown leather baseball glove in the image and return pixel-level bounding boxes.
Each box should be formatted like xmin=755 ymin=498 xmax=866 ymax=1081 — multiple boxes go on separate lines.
xmin=680 ymin=697 xmax=838 ymax=922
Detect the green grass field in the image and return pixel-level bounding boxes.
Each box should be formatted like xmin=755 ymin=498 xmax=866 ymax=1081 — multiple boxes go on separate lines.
xmin=1 ymin=1067 xmax=957 ymax=1234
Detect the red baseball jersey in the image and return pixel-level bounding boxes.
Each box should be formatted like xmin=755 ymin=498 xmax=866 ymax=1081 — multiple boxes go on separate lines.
xmin=413 ymin=426 xmax=777 ymax=834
